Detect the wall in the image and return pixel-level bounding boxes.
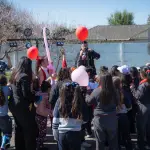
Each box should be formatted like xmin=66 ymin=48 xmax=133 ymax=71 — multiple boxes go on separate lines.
xmin=2 ymin=42 xmax=150 ymax=71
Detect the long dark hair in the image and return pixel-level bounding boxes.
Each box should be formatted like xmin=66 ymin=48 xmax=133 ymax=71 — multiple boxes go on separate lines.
xmin=59 ymin=82 xmax=83 ymax=119
xmin=130 ymin=67 xmax=139 ymax=78
xmin=110 ymin=65 xmax=119 ymax=77
xmin=57 ymin=68 xmax=71 ymax=81
xmin=99 ymin=66 xmax=108 ymax=75
xmin=35 ymin=56 xmax=46 ymax=75
xmin=113 ymin=77 xmax=124 ymax=105
xmin=0 ymin=75 xmax=7 ymax=106
xmin=11 ymin=56 xmax=32 ymax=83
xmin=100 ymin=72 xmax=116 ymax=105
xmin=121 ymin=74 xmax=132 ymax=88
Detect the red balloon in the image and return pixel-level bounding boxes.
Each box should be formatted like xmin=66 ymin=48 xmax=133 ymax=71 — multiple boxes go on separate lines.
xmin=76 ymin=26 xmax=88 ymax=41
xmin=27 ymin=46 xmax=38 ymax=60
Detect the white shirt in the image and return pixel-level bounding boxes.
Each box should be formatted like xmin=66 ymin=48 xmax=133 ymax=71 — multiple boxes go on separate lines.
xmin=41 ymin=66 xmax=49 ymax=80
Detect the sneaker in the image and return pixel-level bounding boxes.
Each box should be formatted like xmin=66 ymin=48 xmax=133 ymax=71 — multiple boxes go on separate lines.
xmin=5 ymin=143 xmax=10 ymax=149
xmin=86 ymin=134 xmax=93 ymax=138
xmin=81 ymin=141 xmax=91 ymax=148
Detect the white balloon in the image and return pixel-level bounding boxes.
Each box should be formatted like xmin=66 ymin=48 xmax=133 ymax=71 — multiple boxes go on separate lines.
xmin=78 ymin=65 xmax=86 ymax=70
xmin=71 ymin=66 xmax=89 ymax=86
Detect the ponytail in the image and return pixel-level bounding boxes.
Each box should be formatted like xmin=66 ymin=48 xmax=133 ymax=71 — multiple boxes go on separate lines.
xmin=0 ymin=85 xmax=5 ymax=106
xmin=0 ymin=75 xmax=7 ymax=106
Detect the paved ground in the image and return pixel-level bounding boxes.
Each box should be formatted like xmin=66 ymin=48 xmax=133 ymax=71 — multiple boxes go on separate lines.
xmin=7 ymin=114 xmax=150 ymax=150
xmin=8 ymin=116 xmax=96 ymax=150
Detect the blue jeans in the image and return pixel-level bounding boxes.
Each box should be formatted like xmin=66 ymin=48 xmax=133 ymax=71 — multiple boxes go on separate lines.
xmin=0 ymin=115 xmax=12 ymax=148
xmin=58 ymin=131 xmax=81 ymax=150
xmin=0 ymin=115 xmax=12 ymax=135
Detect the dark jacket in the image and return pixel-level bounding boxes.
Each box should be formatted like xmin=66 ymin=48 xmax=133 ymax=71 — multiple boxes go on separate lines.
xmin=85 ymin=88 xmax=118 ymax=116
xmin=122 ymin=86 xmax=133 ymax=109
xmin=10 ymin=73 xmax=34 ymax=111
xmin=131 ymin=81 xmax=150 ymax=106
xmin=75 ymin=49 xmax=100 ymax=69
xmin=49 ymin=79 xmax=71 ymax=109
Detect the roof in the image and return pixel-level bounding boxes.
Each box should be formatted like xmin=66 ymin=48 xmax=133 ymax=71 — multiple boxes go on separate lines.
xmin=65 ymin=25 xmax=150 ymax=42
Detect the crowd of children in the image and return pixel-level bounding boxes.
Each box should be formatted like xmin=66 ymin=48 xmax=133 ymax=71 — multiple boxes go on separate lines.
xmin=0 ymin=54 xmax=150 ymax=150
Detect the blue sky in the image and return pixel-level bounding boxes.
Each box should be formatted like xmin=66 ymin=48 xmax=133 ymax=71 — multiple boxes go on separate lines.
xmin=12 ymin=0 xmax=150 ymax=28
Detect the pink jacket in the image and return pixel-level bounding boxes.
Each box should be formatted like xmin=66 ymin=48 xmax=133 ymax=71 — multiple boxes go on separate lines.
xmin=35 ymin=93 xmax=51 ymax=117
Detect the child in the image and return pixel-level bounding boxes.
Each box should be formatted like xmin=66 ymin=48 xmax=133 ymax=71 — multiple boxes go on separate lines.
xmin=52 ymin=81 xmax=86 ymax=150
xmin=0 ymin=75 xmax=12 ymax=150
xmin=35 ymin=81 xmax=51 ymax=150
xmin=113 ymin=76 xmax=133 ymax=150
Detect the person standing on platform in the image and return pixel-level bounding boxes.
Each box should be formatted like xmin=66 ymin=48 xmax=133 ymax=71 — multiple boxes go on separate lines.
xmin=75 ymin=41 xmax=100 ymax=77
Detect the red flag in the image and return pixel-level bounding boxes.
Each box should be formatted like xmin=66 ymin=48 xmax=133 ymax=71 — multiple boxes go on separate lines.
xmin=62 ymin=55 xmax=67 ymax=68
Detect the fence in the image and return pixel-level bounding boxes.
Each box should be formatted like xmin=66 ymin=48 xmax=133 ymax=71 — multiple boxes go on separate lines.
xmin=1 ymin=41 xmax=150 ymax=71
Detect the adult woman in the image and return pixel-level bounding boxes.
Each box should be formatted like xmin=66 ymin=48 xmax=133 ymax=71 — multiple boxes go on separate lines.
xmin=9 ymin=56 xmax=37 ymax=150
xmin=86 ymin=72 xmax=118 ymax=150
xmin=131 ymin=66 xmax=150 ymax=150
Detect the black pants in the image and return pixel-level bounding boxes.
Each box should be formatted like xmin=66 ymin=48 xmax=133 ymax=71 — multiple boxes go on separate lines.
xmin=81 ymin=121 xmax=92 ymax=142
xmin=127 ymin=109 xmax=136 ymax=134
xmin=118 ymin=113 xmax=132 ymax=150
xmin=58 ymin=131 xmax=81 ymax=150
xmin=136 ymin=107 xmax=150 ymax=150
xmin=0 ymin=130 xmax=1 ymax=144
xmin=10 ymin=106 xmax=38 ymax=150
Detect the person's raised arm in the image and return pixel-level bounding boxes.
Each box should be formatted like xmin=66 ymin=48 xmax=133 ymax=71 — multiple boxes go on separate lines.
xmin=85 ymin=88 xmax=98 ymax=106
xmin=6 ymin=53 xmax=12 ymax=69
xmin=92 ymin=50 xmax=100 ymax=60
xmin=131 ymin=84 xmax=145 ymax=102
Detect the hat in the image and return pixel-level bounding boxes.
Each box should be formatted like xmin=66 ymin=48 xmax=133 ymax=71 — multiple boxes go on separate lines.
xmin=146 ymin=63 xmax=150 ymax=66
xmin=117 ymin=65 xmax=130 ymax=74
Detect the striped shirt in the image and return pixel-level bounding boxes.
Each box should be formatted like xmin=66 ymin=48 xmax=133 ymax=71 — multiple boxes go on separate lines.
xmin=52 ymin=98 xmax=83 ymax=133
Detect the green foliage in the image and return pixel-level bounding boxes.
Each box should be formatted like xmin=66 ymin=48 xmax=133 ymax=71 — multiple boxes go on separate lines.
xmin=108 ymin=10 xmax=135 ymax=25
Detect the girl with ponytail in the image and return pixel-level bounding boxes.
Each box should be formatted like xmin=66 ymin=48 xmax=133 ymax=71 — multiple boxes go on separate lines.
xmin=0 ymin=75 xmax=12 ymax=150
xmin=131 ymin=66 xmax=150 ymax=149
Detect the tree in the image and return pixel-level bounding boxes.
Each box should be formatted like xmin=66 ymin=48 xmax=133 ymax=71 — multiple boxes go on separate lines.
xmin=147 ymin=15 xmax=150 ymax=25
xmin=108 ymin=10 xmax=135 ymax=25
xmin=52 ymin=26 xmax=72 ymax=38
xmin=0 ymin=0 xmax=41 ymax=59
